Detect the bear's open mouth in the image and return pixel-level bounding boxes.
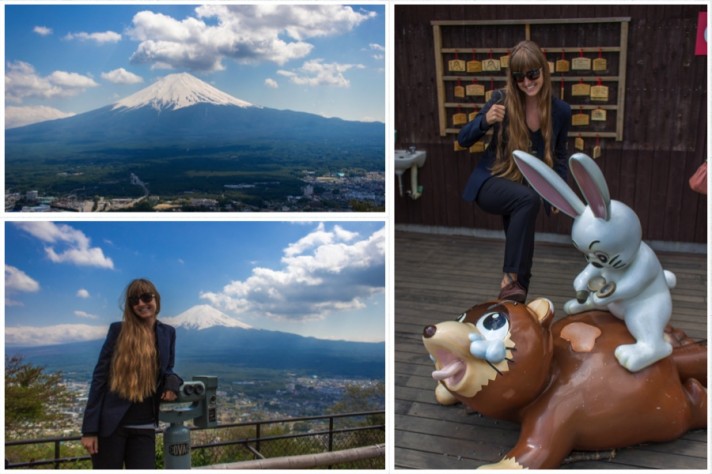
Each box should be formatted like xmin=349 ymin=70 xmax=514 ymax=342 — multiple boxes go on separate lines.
xmin=431 ymin=350 xmax=466 ymax=387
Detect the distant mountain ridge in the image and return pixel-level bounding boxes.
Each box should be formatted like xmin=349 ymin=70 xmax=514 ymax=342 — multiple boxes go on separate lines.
xmin=9 ymin=314 xmax=385 ymax=381
xmin=6 ymin=72 xmax=384 ymax=150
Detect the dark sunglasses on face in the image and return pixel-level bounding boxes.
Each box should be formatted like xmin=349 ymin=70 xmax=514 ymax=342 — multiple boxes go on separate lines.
xmin=512 ymin=68 xmax=542 ymax=83
xmin=129 ymin=293 xmax=155 ymax=305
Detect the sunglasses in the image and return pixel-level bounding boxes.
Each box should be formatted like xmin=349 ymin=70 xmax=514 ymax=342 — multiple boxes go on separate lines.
xmin=129 ymin=293 xmax=155 ymax=305
xmin=512 ymin=68 xmax=542 ymax=83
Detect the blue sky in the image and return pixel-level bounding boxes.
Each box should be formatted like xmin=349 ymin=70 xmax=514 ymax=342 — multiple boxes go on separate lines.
xmin=5 ymin=221 xmax=386 ymax=346
xmin=4 ymin=4 xmax=385 ymax=128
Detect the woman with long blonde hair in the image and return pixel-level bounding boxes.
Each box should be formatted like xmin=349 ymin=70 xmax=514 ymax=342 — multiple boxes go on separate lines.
xmin=458 ymin=40 xmax=571 ymax=302
xmin=81 ymin=278 xmax=181 ymax=469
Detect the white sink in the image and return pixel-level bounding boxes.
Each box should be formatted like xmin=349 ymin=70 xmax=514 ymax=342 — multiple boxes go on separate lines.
xmin=394 ymin=149 xmax=427 ymax=176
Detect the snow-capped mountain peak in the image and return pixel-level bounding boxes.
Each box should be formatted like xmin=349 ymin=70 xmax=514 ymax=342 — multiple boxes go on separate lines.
xmin=161 ymin=304 xmax=252 ymax=330
xmin=112 ymin=73 xmax=253 ymax=112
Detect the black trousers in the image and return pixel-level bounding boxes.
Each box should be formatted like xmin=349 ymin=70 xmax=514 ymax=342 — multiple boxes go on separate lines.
xmin=476 ymin=176 xmax=541 ymax=290
xmin=92 ymin=427 xmax=156 ymax=469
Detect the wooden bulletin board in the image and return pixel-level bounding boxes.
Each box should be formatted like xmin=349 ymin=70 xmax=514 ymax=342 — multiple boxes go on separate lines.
xmin=432 ymin=18 xmax=631 ymax=144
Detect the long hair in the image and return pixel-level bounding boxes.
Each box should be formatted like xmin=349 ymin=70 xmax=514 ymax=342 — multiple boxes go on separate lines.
xmin=490 ymin=40 xmax=554 ymax=182
xmin=109 ymin=279 xmax=161 ymax=403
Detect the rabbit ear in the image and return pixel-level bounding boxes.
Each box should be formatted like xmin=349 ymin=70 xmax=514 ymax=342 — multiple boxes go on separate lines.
xmin=513 ymin=150 xmax=585 ymax=218
xmin=569 ymin=153 xmax=611 ymax=221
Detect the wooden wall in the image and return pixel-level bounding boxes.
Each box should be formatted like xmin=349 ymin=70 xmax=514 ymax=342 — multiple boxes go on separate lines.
xmin=394 ymin=4 xmax=707 ymax=244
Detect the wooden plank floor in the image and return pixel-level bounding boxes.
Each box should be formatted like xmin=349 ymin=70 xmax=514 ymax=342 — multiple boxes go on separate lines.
xmin=394 ymin=230 xmax=708 ymax=470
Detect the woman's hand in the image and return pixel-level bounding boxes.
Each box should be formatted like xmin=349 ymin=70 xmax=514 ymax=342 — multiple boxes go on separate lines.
xmin=81 ymin=435 xmax=98 ymax=455
xmin=161 ymin=390 xmax=177 ymax=402
xmin=485 ymin=104 xmax=505 ymax=126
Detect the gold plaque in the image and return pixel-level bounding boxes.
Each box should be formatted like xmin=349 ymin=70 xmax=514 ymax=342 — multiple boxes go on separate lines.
xmin=485 ymin=90 xmax=493 ymax=102
xmin=467 ymin=60 xmax=482 ymax=73
xmin=572 ymin=83 xmax=591 ymax=96
xmin=592 ymin=57 xmax=607 ymax=71
xmin=468 ymin=111 xmax=478 ymax=121
xmin=572 ymin=112 xmax=590 ymax=126
xmin=470 ymin=141 xmax=486 ymax=153
xmin=572 ymin=57 xmax=592 ymax=70
xmin=448 ymin=59 xmax=466 ymax=72
xmin=590 ymin=84 xmax=609 ymax=101
xmin=466 ymin=83 xmax=485 ymax=96
xmin=500 ymin=55 xmax=510 ymax=68
xmin=454 ymin=141 xmax=466 ymax=152
xmin=482 ymin=58 xmax=501 ymax=72
xmin=454 ymin=85 xmax=465 ymax=98
xmin=591 ymin=108 xmax=607 ymax=121
xmin=555 ymin=59 xmax=570 ymax=72
xmin=452 ymin=112 xmax=468 ymax=126
xmin=575 ymin=136 xmax=585 ymax=151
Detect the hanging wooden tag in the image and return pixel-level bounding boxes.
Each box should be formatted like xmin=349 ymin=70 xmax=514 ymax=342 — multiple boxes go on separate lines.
xmin=452 ymin=112 xmax=468 ymax=126
xmin=485 ymin=90 xmax=494 ymax=102
xmin=556 ymin=51 xmax=570 ymax=73
xmin=592 ymin=57 xmax=607 ymax=71
xmin=454 ymin=141 xmax=466 ymax=152
xmin=468 ymin=110 xmax=478 ymax=121
xmin=572 ymin=56 xmax=591 ymax=71
xmin=482 ymin=58 xmax=501 ymax=72
xmin=590 ymin=83 xmax=609 ymax=101
xmin=575 ymin=136 xmax=585 ymax=151
xmin=572 ymin=112 xmax=590 ymax=126
xmin=572 ymin=82 xmax=591 ymax=96
xmin=467 ymin=60 xmax=482 ymax=73
xmin=466 ymin=83 xmax=485 ymax=96
xmin=593 ymin=144 xmax=602 ymax=159
xmin=454 ymin=84 xmax=465 ymax=98
xmin=592 ymin=136 xmax=602 ymax=158
xmin=449 ymin=59 xmax=466 ymax=72
xmin=572 ymin=57 xmax=591 ymax=70
xmin=548 ymin=61 xmax=555 ymax=73
xmin=591 ymin=108 xmax=607 ymax=121
xmin=469 ymin=141 xmax=486 ymax=153
xmin=500 ymin=55 xmax=510 ymax=68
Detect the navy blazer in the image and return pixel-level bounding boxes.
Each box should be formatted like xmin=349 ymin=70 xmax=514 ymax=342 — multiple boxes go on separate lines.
xmin=81 ymin=320 xmax=181 ymax=437
xmin=457 ymin=89 xmax=571 ymax=203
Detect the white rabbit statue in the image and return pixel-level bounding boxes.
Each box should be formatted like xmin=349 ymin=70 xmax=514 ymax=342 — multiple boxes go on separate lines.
xmin=513 ymin=150 xmax=676 ymax=372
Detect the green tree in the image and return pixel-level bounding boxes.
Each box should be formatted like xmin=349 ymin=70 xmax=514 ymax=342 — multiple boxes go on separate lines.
xmin=5 ymin=355 xmax=74 ymax=439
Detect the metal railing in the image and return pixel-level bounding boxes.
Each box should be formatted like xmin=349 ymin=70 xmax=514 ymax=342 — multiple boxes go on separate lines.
xmin=5 ymin=410 xmax=385 ymax=470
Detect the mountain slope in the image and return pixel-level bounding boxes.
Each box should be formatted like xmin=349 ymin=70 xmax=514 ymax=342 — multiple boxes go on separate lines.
xmin=6 ymin=72 xmax=384 ymax=153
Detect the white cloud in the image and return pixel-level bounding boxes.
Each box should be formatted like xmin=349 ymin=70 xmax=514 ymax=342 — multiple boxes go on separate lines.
xmin=14 ymin=222 xmax=114 ymax=269
xmin=65 ymin=30 xmax=122 ymax=44
xmin=265 ymin=78 xmax=279 ymax=89
xmin=33 ymin=26 xmax=53 ymax=36
xmin=5 ymin=61 xmax=99 ymax=104
xmin=5 ymin=266 xmax=40 ymax=294
xmin=200 ymin=224 xmax=384 ymax=321
xmin=127 ymin=5 xmax=375 ymax=71
xmin=5 ymin=105 xmax=76 ymax=129
xmin=277 ymin=59 xmax=364 ymax=88
xmin=6 ymin=324 xmax=108 ymax=346
xmin=101 ymin=68 xmax=144 ymax=85
xmin=74 ymin=310 xmax=99 ymax=320
xmin=76 ymin=288 xmax=91 ymax=299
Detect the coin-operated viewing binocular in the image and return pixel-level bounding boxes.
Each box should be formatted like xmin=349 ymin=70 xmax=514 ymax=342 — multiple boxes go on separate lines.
xmin=159 ymin=375 xmax=218 ymax=469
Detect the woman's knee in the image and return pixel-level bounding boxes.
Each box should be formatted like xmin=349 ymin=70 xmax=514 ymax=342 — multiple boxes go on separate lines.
xmin=516 ymin=187 xmax=542 ymax=214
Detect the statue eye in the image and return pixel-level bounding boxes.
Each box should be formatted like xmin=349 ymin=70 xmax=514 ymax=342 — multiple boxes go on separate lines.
xmin=455 ymin=312 xmax=468 ymax=323
xmin=475 ymin=312 xmax=509 ymax=341
xmin=595 ymin=252 xmax=609 ymax=263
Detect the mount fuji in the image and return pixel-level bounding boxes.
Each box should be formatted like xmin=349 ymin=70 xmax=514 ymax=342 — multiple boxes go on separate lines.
xmin=161 ymin=304 xmax=252 ymax=330
xmin=6 ymin=72 xmax=384 ymax=155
